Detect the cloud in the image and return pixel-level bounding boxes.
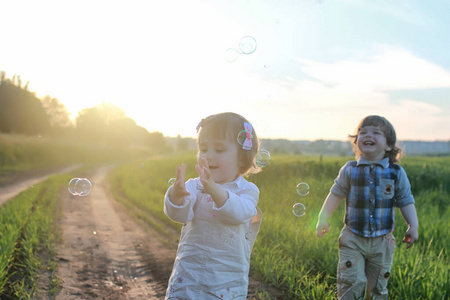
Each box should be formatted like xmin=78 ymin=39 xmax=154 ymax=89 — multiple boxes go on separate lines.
xmin=296 ymin=48 xmax=450 ymax=90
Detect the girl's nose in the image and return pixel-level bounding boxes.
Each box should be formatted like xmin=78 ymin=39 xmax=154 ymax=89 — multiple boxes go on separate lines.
xmin=202 ymin=152 xmax=212 ymax=160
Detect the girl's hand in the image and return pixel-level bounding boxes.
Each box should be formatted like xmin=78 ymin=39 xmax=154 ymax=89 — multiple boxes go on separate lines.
xmin=195 ymin=155 xmax=215 ymax=189
xmin=402 ymin=226 xmax=419 ymax=249
xmin=195 ymin=156 xmax=227 ymax=208
xmin=316 ymin=219 xmax=329 ymax=238
xmin=169 ymin=163 xmax=190 ymax=205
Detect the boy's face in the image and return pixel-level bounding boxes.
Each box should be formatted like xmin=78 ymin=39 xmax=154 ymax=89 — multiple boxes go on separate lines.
xmin=197 ymin=137 xmax=240 ymax=184
xmin=357 ymin=125 xmax=391 ymax=161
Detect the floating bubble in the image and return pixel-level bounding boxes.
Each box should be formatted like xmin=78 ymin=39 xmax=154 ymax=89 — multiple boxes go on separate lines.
xmin=68 ymin=178 xmax=78 ymax=195
xmin=225 ymin=36 xmax=257 ymax=62
xmin=239 ymin=35 xmax=257 ymax=54
xmin=68 ymin=177 xmax=92 ymax=196
xmin=168 ymin=178 xmax=176 ymax=186
xmin=75 ymin=178 xmax=92 ymax=196
xmin=237 ymin=130 xmax=252 ymax=146
xmin=225 ymin=48 xmax=239 ymax=62
xmin=296 ymin=182 xmax=310 ymax=196
xmin=256 ymin=149 xmax=271 ymax=167
xmin=292 ymin=203 xmax=306 ymax=217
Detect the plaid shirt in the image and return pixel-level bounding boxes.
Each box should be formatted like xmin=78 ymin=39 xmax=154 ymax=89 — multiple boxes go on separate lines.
xmin=331 ymin=157 xmax=415 ymax=237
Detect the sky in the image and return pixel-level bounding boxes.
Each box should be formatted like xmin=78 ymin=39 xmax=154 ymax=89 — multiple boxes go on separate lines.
xmin=1 ymin=0 xmax=449 ymax=141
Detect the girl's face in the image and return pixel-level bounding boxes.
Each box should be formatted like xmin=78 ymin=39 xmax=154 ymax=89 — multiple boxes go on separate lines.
xmin=357 ymin=125 xmax=391 ymax=161
xmin=197 ymin=137 xmax=240 ymax=184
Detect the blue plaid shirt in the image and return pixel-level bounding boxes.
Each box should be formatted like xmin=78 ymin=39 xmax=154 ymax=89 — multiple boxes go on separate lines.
xmin=331 ymin=157 xmax=415 ymax=237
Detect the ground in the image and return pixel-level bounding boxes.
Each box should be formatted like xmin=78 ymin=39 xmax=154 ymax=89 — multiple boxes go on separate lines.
xmin=2 ymin=166 xmax=285 ymax=299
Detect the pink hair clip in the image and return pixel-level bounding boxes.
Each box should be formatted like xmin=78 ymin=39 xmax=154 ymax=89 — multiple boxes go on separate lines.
xmin=242 ymin=122 xmax=253 ymax=150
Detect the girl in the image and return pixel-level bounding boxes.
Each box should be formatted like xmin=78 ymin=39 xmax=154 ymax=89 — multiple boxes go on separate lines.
xmin=164 ymin=112 xmax=262 ymax=299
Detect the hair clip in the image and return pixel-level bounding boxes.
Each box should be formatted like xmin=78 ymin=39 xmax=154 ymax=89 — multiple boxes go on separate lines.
xmin=242 ymin=122 xmax=253 ymax=150
xmin=196 ymin=119 xmax=204 ymax=133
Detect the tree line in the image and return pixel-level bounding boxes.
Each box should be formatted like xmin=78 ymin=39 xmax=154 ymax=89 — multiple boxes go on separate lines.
xmin=0 ymin=72 xmax=166 ymax=149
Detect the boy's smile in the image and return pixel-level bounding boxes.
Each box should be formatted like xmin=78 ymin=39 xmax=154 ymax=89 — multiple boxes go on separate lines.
xmin=357 ymin=126 xmax=391 ymax=161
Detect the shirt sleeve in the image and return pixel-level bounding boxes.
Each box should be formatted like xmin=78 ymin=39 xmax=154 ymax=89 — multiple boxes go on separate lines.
xmin=330 ymin=162 xmax=351 ymax=198
xmin=164 ymin=179 xmax=198 ymax=224
xmin=212 ymin=182 xmax=259 ymax=224
xmin=394 ymin=166 xmax=415 ymax=207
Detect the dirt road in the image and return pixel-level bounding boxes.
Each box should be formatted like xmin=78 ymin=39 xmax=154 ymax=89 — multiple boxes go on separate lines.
xmin=54 ymin=166 xmax=174 ymax=299
xmin=0 ymin=165 xmax=80 ymax=205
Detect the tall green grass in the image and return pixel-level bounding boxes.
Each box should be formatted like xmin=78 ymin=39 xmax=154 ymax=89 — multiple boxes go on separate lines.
xmin=109 ymin=154 xmax=449 ymax=299
xmin=249 ymin=155 xmax=449 ymax=299
xmin=0 ymin=174 xmax=70 ymax=298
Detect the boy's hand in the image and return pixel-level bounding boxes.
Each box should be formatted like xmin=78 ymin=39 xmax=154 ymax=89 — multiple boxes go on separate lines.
xmin=169 ymin=163 xmax=190 ymax=205
xmin=316 ymin=219 xmax=329 ymax=238
xmin=402 ymin=226 xmax=419 ymax=249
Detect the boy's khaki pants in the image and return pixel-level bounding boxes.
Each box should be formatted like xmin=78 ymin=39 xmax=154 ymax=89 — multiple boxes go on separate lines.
xmin=337 ymin=226 xmax=396 ymax=300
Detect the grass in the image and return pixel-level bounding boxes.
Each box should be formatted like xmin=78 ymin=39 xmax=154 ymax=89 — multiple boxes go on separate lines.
xmin=0 ymin=132 xmax=448 ymax=298
xmin=0 ymin=174 xmax=70 ymax=298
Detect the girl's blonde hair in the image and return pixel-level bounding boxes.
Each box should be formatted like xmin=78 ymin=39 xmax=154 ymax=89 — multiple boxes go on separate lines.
xmin=349 ymin=115 xmax=403 ymax=163
xmin=197 ymin=112 xmax=261 ymax=176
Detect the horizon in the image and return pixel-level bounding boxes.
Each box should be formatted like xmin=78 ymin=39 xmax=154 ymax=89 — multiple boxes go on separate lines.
xmin=1 ymin=0 xmax=449 ymax=142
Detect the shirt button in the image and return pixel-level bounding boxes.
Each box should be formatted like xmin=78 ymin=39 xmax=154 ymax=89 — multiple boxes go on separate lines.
xmin=370 ymin=215 xmax=373 ymax=218
xmin=245 ymin=232 xmax=252 ymax=240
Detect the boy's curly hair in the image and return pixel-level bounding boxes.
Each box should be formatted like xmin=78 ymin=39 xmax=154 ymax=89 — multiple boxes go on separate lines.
xmin=349 ymin=115 xmax=403 ymax=163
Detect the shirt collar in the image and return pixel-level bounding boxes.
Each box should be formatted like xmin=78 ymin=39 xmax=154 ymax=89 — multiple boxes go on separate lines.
xmin=222 ymin=175 xmax=246 ymax=188
xmin=357 ymin=157 xmax=390 ymax=168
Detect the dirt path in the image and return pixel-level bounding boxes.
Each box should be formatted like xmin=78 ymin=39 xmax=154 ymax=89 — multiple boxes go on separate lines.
xmin=54 ymin=166 xmax=172 ymax=299
xmin=0 ymin=165 xmax=80 ymax=205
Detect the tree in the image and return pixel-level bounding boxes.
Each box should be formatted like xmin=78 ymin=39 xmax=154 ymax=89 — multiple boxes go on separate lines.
xmin=41 ymin=95 xmax=73 ymax=136
xmin=74 ymin=102 xmax=166 ymax=150
xmin=0 ymin=73 xmax=50 ymax=135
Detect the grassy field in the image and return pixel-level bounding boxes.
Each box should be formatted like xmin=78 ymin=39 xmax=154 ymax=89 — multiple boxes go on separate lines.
xmin=109 ymin=153 xmax=449 ymax=299
xmin=0 ymin=133 xmax=448 ymax=299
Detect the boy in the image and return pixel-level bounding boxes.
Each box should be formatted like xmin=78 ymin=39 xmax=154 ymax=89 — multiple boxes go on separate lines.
xmin=316 ymin=115 xmax=419 ymax=300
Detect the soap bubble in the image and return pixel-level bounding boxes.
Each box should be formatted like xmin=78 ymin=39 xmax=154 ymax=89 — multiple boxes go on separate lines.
xmin=296 ymin=182 xmax=310 ymax=196
xmin=237 ymin=130 xmax=252 ymax=146
xmin=75 ymin=178 xmax=92 ymax=196
xmin=168 ymin=178 xmax=176 ymax=186
xmin=225 ymin=35 xmax=257 ymax=62
xmin=239 ymin=36 xmax=257 ymax=54
xmin=225 ymin=48 xmax=239 ymax=62
xmin=256 ymin=149 xmax=271 ymax=167
xmin=292 ymin=203 xmax=306 ymax=217
xmin=68 ymin=178 xmax=92 ymax=196
xmin=68 ymin=178 xmax=78 ymax=195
